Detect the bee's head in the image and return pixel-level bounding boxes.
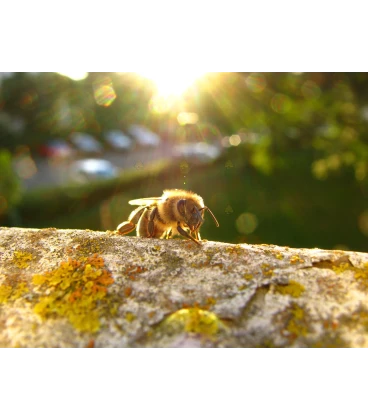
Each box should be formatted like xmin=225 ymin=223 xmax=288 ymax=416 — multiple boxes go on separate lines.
xmin=177 ymin=199 xmax=203 ymax=231
xmin=177 ymin=199 xmax=219 ymax=231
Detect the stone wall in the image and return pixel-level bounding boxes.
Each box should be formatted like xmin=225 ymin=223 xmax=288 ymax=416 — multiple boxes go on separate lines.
xmin=1 ymin=227 xmax=368 ymax=347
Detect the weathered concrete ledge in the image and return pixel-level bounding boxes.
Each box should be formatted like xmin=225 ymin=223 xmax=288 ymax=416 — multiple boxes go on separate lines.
xmin=1 ymin=227 xmax=368 ymax=347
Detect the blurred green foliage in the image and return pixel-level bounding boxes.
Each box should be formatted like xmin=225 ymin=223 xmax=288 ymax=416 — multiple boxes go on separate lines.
xmin=0 ymin=148 xmax=22 ymax=220
xmin=0 ymin=72 xmax=367 ymax=251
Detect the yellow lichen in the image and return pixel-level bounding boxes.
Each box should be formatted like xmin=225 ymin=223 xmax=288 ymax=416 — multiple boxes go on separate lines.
xmin=32 ymin=256 xmax=114 ymax=333
xmin=290 ymin=255 xmax=305 ymax=264
xmin=206 ymin=297 xmax=217 ymax=306
xmin=285 ymin=305 xmax=308 ymax=338
xmin=0 ymin=280 xmax=29 ymax=304
xmin=125 ymin=312 xmax=136 ymax=322
xmin=275 ymin=253 xmax=284 ymax=260
xmin=332 ymin=262 xmax=368 ymax=289
xmin=274 ymin=280 xmax=305 ymax=298
xmin=164 ymin=308 xmax=223 ymax=336
xmin=243 ymin=273 xmax=253 ymax=280
xmin=0 ymin=284 xmax=12 ymax=304
xmin=226 ymin=245 xmax=245 ymax=257
xmin=261 ymin=263 xmax=274 ymax=277
xmin=12 ymin=251 xmax=33 ymax=268
xmin=332 ymin=262 xmax=352 ymax=275
xmin=354 ymin=262 xmax=368 ymax=283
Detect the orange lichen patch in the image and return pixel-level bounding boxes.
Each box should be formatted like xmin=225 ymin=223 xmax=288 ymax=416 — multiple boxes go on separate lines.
xmin=323 ymin=320 xmax=339 ymax=330
xmin=182 ymin=298 xmax=217 ymax=311
xmin=86 ymin=339 xmax=95 ymax=348
xmin=274 ymin=280 xmax=305 ymax=298
xmin=124 ymin=264 xmax=147 ymax=281
xmin=164 ymin=308 xmax=223 ymax=336
xmin=32 ymin=257 xmax=114 ymax=333
xmin=0 ymin=279 xmax=29 ymax=304
xmin=124 ymin=287 xmax=132 ymax=297
xmin=86 ymin=254 xmax=105 ymax=268
xmin=290 ymin=255 xmax=305 ymax=264
xmin=11 ymin=251 xmax=33 ymax=268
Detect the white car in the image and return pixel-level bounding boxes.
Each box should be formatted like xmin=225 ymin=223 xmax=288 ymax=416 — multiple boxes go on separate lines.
xmin=70 ymin=132 xmax=103 ymax=154
xmin=104 ymin=130 xmax=133 ymax=151
xmin=173 ymin=142 xmax=221 ymax=163
xmin=128 ymin=124 xmax=161 ymax=147
xmin=69 ymin=159 xmax=118 ymax=183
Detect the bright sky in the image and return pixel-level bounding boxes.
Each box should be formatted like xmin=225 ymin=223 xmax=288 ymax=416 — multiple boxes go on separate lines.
xmin=57 ymin=71 xmax=204 ymax=98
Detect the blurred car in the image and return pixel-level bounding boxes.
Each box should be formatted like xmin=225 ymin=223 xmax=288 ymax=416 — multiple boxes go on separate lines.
xmin=103 ymin=130 xmax=133 ymax=151
xmin=128 ymin=124 xmax=161 ymax=147
xmin=172 ymin=142 xmax=222 ymax=163
xmin=70 ymin=132 xmax=103 ymax=154
xmin=38 ymin=139 xmax=75 ymax=159
xmin=68 ymin=159 xmax=118 ymax=183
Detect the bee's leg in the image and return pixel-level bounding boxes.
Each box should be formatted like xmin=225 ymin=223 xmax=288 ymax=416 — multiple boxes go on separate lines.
xmin=147 ymin=207 xmax=158 ymax=238
xmin=116 ymin=206 xmax=147 ymax=235
xmin=160 ymin=228 xmax=172 ymax=239
xmin=177 ymin=222 xmax=201 ymax=246
xmin=193 ymin=230 xmax=201 ymax=241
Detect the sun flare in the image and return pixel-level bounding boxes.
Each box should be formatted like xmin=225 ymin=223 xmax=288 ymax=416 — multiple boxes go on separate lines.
xmin=57 ymin=72 xmax=88 ymax=81
xmin=136 ymin=70 xmax=205 ymax=97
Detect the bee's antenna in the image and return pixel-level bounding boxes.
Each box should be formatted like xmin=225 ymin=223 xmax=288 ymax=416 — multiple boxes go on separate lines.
xmin=199 ymin=207 xmax=219 ymax=227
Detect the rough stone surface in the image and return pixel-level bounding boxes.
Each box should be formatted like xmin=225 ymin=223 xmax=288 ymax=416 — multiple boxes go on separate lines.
xmin=1 ymin=227 xmax=368 ymax=347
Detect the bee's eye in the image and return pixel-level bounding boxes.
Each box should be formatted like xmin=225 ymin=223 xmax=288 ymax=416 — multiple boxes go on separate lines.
xmin=177 ymin=199 xmax=186 ymax=216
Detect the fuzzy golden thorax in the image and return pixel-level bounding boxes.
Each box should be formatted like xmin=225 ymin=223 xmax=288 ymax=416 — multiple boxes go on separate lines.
xmin=157 ymin=189 xmax=205 ymax=229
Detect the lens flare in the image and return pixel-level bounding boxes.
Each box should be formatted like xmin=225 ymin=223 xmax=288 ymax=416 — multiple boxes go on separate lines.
xmin=93 ymin=77 xmax=117 ymax=107
xmin=270 ymin=93 xmax=291 ymax=114
xmin=236 ymin=212 xmax=258 ymax=234
xmin=177 ymin=112 xmax=199 ymax=125
xmin=246 ymin=73 xmax=267 ymax=93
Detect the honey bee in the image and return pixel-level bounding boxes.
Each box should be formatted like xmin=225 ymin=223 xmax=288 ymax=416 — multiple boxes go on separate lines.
xmin=116 ymin=189 xmax=219 ymax=245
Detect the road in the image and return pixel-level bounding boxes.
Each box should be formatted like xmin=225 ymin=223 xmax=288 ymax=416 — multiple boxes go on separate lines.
xmin=22 ymin=144 xmax=175 ymax=190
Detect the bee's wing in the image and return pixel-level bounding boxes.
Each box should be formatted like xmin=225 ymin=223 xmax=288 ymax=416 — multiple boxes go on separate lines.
xmin=129 ymin=197 xmax=161 ymax=206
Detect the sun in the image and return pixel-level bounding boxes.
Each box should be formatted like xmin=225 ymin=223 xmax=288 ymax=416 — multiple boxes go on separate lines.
xmin=57 ymin=72 xmax=88 ymax=81
xmin=136 ymin=70 xmax=205 ymax=97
